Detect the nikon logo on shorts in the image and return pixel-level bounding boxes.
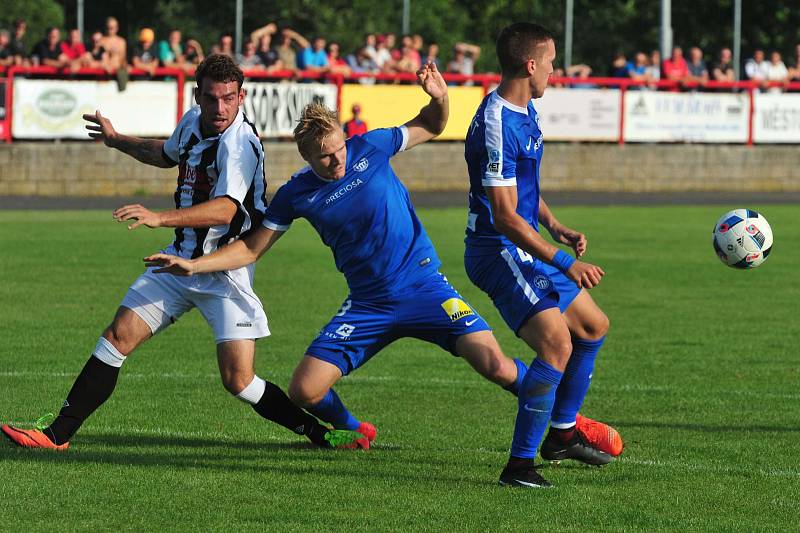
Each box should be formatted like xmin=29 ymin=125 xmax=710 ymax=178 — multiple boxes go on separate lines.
xmin=440 ymin=298 xmax=474 ymax=322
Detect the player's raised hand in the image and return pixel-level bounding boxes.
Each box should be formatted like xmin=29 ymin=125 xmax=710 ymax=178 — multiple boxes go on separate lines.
xmin=143 ymin=253 xmax=195 ymax=276
xmin=566 ymin=260 xmax=605 ymax=289
xmin=84 ymin=110 xmax=119 ymax=147
xmin=113 ymin=203 xmax=162 ymax=230
xmin=417 ymin=62 xmax=447 ymax=99
xmin=550 ymin=226 xmax=588 ymax=258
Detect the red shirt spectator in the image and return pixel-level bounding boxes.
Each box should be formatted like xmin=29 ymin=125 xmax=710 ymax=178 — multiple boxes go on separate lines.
xmin=663 ymin=46 xmax=689 ymax=81
xmin=344 ymin=104 xmax=368 ymax=138
xmin=60 ymin=29 xmax=86 ymax=61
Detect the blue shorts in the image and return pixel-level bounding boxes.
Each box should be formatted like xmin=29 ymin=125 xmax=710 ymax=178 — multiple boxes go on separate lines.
xmin=465 ymin=246 xmax=581 ymax=335
xmin=306 ymin=272 xmax=491 ymax=375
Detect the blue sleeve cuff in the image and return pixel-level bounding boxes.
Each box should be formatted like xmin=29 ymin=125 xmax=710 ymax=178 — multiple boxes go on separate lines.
xmin=551 ymin=250 xmax=575 ymax=273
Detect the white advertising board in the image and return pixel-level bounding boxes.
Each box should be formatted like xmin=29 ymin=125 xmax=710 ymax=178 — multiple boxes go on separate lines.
xmin=624 ymin=90 xmax=749 ymax=143
xmin=183 ymin=81 xmax=338 ymax=138
xmin=752 ymin=92 xmax=800 ymax=143
xmin=534 ymin=88 xmax=620 ymax=141
xmin=13 ymin=79 xmax=177 ymax=139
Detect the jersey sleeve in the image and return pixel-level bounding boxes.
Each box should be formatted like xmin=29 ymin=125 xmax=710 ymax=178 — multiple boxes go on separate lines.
xmin=162 ymin=108 xmax=197 ymax=165
xmin=262 ymin=183 xmax=296 ymax=231
xmin=361 ymin=126 xmax=409 ymax=157
xmin=481 ymin=120 xmax=518 ymax=188
xmin=212 ymin=135 xmax=262 ymax=205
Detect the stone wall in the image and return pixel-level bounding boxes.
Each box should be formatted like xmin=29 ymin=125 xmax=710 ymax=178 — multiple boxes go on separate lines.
xmin=1 ymin=141 xmax=799 ymax=196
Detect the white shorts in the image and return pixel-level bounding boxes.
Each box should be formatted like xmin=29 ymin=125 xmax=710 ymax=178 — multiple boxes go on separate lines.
xmin=121 ymin=264 xmax=270 ymax=344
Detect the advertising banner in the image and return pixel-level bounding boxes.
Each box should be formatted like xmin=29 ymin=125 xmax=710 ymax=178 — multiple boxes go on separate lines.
xmin=752 ymin=92 xmax=800 ymax=143
xmin=533 ymin=88 xmax=620 ymax=141
xmin=624 ymin=90 xmax=749 ymax=143
xmin=12 ymin=79 xmax=176 ymax=139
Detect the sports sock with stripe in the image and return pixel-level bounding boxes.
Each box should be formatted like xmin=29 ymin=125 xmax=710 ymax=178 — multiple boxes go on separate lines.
xmin=550 ymin=336 xmax=605 ymax=428
xmin=248 ymin=379 xmax=331 ymax=446
xmin=306 ymin=388 xmax=361 ymax=430
xmin=510 ymin=357 xmax=563 ymax=459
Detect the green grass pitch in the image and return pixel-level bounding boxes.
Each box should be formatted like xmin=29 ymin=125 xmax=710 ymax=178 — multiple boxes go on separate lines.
xmin=1 ymin=205 xmax=798 ymax=530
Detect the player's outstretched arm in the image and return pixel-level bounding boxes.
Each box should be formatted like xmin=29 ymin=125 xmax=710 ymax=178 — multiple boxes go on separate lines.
xmin=113 ymin=197 xmax=239 ymax=230
xmin=144 ymin=226 xmax=285 ymax=275
xmin=84 ymin=111 xmax=174 ymax=168
xmin=487 ymin=186 xmax=604 ymax=289
xmin=538 ymin=196 xmax=587 ymax=258
xmin=403 ymin=62 xmax=449 ymax=150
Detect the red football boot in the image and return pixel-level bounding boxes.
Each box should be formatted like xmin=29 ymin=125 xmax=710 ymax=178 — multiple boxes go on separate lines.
xmin=1 ymin=424 xmax=69 ymax=451
xmin=576 ymin=413 xmax=624 ymax=457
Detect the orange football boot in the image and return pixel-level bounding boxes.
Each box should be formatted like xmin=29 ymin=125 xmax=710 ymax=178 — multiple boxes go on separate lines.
xmin=341 ymin=421 xmax=377 ymax=450
xmin=1 ymin=424 xmax=69 ymax=451
xmin=576 ymin=413 xmax=623 ymax=456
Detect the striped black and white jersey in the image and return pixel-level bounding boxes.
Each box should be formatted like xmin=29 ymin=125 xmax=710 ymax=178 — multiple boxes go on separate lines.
xmin=162 ymin=106 xmax=267 ymax=259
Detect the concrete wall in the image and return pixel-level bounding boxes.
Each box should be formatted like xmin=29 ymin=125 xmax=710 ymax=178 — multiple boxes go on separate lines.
xmin=1 ymin=141 xmax=799 ymax=196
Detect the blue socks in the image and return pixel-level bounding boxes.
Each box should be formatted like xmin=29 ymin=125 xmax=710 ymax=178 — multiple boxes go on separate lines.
xmin=551 ymin=336 xmax=605 ymax=427
xmin=503 ymin=357 xmax=529 ymax=396
xmin=510 ymin=358 xmax=563 ymax=459
xmin=307 ymin=388 xmax=361 ymax=431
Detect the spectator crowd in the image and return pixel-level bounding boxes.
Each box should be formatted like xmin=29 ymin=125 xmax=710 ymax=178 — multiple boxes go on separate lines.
xmin=2 ymin=17 xmax=800 ymax=90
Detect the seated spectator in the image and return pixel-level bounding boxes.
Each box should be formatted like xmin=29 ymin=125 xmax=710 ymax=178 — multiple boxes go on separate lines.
xmin=344 ymin=104 xmax=368 ymax=137
xmin=0 ymin=30 xmax=14 ymax=67
xmin=744 ymin=49 xmax=769 ymax=81
xmin=326 ymin=42 xmax=351 ymax=76
xmin=422 ymin=42 xmax=440 ymax=70
xmin=447 ymin=42 xmax=480 ymax=84
xmin=9 ymin=19 xmax=28 ymax=66
xmin=250 ymin=23 xmax=282 ymax=71
xmin=300 ymin=36 xmax=329 ymax=72
xmin=276 ymin=28 xmax=309 ymax=72
xmin=32 ymin=27 xmax=67 ymax=68
xmin=645 ymin=49 xmax=661 ymax=82
xmin=609 ymin=53 xmax=628 ymax=77
xmin=662 ymin=46 xmax=690 ymax=82
xmin=81 ymin=30 xmax=111 ymax=71
xmin=712 ymin=47 xmax=735 ymax=82
xmin=100 ymin=16 xmax=127 ymax=73
xmin=765 ymin=51 xmax=789 ymax=92
xmin=686 ymin=46 xmax=709 ymax=84
xmin=627 ymin=52 xmax=649 ymax=81
xmin=132 ymin=28 xmax=159 ymax=75
xmin=61 ymin=28 xmax=86 ymax=71
xmin=237 ymin=40 xmax=264 ymax=71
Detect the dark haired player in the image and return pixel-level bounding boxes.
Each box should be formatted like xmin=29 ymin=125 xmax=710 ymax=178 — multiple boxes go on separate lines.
xmin=2 ymin=54 xmax=362 ymax=450
xmin=464 ymin=23 xmax=623 ymax=487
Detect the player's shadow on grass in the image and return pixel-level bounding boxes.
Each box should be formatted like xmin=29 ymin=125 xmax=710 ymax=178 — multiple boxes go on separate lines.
xmin=619 ymin=420 xmax=800 ymax=433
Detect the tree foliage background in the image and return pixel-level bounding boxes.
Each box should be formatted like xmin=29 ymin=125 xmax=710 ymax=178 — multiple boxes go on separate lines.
xmin=4 ymin=0 xmax=798 ymax=75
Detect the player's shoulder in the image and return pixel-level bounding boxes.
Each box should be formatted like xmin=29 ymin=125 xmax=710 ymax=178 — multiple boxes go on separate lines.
xmin=219 ymin=112 xmax=263 ymax=158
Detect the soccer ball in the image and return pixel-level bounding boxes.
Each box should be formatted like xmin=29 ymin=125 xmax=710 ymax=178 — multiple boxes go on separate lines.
xmin=712 ymin=209 xmax=773 ymax=269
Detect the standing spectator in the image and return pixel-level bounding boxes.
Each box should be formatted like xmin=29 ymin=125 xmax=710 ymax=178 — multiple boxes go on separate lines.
xmin=276 ymin=28 xmax=309 ymax=72
xmin=81 ymin=30 xmax=111 ymax=71
xmin=712 ymin=47 xmax=735 ymax=82
xmin=32 ymin=27 xmax=67 ymax=68
xmin=446 ymin=42 xmax=480 ymax=84
xmin=373 ymin=34 xmax=395 ymax=72
xmin=609 ymin=52 xmax=628 ymax=77
xmin=100 ymin=17 xmax=127 ymax=73
xmin=663 ymin=46 xmax=690 ymax=82
xmin=250 ymin=23 xmax=281 ymax=71
xmin=422 ymin=42 xmax=440 ymax=70
xmin=300 ymin=36 xmax=329 ymax=72
xmin=362 ymin=33 xmax=378 ymax=63
xmin=213 ymin=34 xmax=234 ymax=57
xmin=61 ymin=28 xmax=86 ymax=71
xmin=789 ymin=44 xmax=800 ymax=81
xmin=236 ymin=40 xmax=264 ymax=71
xmin=645 ymin=49 xmax=661 ymax=82
xmin=765 ymin=51 xmax=789 ymax=92
xmin=347 ymin=46 xmax=379 ymax=81
xmin=686 ymin=46 xmax=709 ymax=84
xmin=343 ymin=104 xmax=368 ymax=137
xmin=0 ymin=30 xmax=15 ymax=67
xmin=396 ymin=35 xmax=421 ymax=73
xmin=326 ymin=42 xmax=351 ymax=76
xmin=744 ymin=49 xmax=769 ymax=81
xmin=158 ymin=30 xmax=184 ymax=67
xmin=131 ymin=28 xmax=159 ymax=75
xmin=566 ymin=64 xmax=595 ymax=88
xmin=385 ymin=33 xmax=399 ymax=62
xmin=8 ymin=19 xmax=28 ymax=65
xmin=183 ymin=39 xmax=204 ymax=71
xmin=626 ymin=52 xmax=649 ymax=85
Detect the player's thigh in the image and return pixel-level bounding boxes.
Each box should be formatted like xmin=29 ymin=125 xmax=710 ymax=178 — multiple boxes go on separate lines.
xmin=191 ymin=272 xmax=270 ymax=344
xmin=216 ymin=339 xmax=256 ymax=395
xmin=102 ymin=306 xmax=153 ymax=356
xmin=518 ymin=307 xmax=572 ymax=371
xmin=563 ymin=289 xmax=609 ymax=340
xmin=289 ymin=354 xmax=345 ymax=407
xmin=454 ymin=330 xmax=518 ymax=385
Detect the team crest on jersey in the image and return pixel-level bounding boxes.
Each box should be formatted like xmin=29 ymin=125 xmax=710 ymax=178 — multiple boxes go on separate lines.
xmin=440 ymin=298 xmax=474 ymax=322
xmin=354 ymin=157 xmax=369 ymax=172
xmin=487 ymin=149 xmax=501 ymax=173
xmin=533 ymin=275 xmax=551 ymax=290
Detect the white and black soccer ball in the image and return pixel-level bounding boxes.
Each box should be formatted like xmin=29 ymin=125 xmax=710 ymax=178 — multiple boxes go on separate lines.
xmin=712 ymin=209 xmax=773 ymax=269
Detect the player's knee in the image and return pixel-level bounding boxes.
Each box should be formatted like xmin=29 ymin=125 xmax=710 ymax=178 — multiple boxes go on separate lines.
xmin=288 ymin=380 xmax=322 ymax=408
xmin=221 ymin=374 xmax=250 ymax=396
xmin=539 ymin=334 xmax=572 ymax=366
xmin=582 ymin=312 xmax=610 ymax=340
xmin=102 ymin=325 xmax=134 ymax=356
xmin=482 ymin=351 xmax=515 ymax=385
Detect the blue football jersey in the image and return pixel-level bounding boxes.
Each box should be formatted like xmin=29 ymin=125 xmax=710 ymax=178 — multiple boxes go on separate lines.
xmin=464 ymin=91 xmax=544 ymax=254
xmin=263 ymin=126 xmax=441 ymax=300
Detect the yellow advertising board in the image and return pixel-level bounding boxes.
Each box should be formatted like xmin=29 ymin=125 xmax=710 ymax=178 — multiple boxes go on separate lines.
xmin=339 ymin=84 xmax=485 ymax=141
